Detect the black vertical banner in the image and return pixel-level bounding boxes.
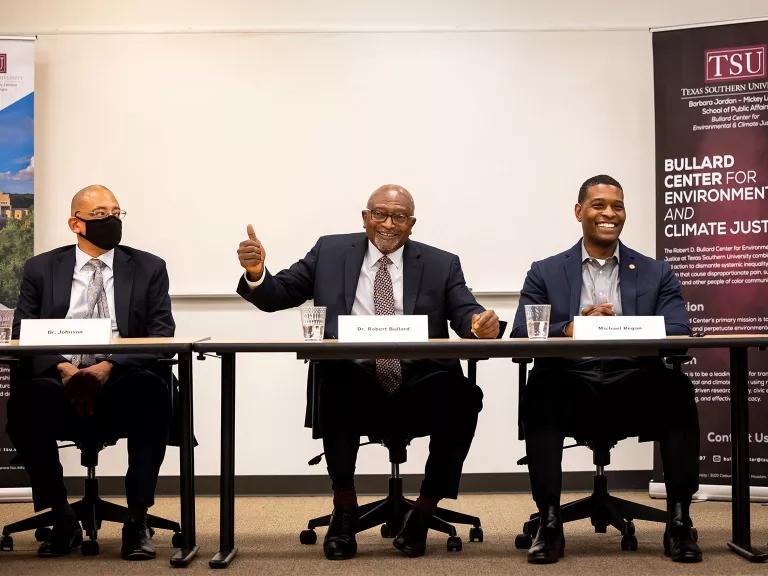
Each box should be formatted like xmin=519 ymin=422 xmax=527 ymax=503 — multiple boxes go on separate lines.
xmin=653 ymin=21 xmax=768 ymax=498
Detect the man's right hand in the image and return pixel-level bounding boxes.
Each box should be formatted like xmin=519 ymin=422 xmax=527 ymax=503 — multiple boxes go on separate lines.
xmin=237 ymin=224 xmax=266 ymax=282
xmin=57 ymin=361 xmax=78 ymax=386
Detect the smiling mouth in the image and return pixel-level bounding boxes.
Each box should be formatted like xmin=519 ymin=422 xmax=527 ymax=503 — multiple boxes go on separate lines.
xmin=377 ymin=231 xmax=399 ymax=239
xmin=597 ymin=223 xmax=618 ymax=230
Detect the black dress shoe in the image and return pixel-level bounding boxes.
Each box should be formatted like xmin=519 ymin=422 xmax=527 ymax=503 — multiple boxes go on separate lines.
xmin=323 ymin=505 xmax=358 ymax=560
xmin=528 ymin=505 xmax=565 ymax=564
xmin=393 ymin=509 xmax=429 ymax=558
xmin=121 ymin=520 xmax=156 ymax=560
xmin=38 ymin=515 xmax=83 ymax=557
xmin=664 ymin=502 xmax=702 ymax=563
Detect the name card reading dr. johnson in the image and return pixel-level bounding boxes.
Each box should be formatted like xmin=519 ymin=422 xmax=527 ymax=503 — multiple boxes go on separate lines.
xmin=338 ymin=315 xmax=429 ymax=343
xmin=19 ymin=318 xmax=112 ymax=346
xmin=572 ymin=316 xmax=666 ymax=340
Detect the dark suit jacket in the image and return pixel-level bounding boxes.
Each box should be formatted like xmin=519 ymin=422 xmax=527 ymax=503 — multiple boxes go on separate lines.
xmin=511 ymin=240 xmax=691 ymax=338
xmin=13 ymin=244 xmax=175 ymax=378
xmin=237 ymin=232 xmax=485 ymax=382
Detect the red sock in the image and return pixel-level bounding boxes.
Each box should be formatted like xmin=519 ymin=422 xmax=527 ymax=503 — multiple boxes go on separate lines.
xmin=333 ymin=488 xmax=358 ymax=508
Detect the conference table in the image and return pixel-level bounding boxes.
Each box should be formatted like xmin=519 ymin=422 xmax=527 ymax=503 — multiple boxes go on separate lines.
xmin=196 ymin=334 xmax=768 ymax=567
xmin=0 ymin=337 xmax=202 ymax=567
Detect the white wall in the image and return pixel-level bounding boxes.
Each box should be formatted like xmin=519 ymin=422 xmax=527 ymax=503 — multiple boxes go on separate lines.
xmin=4 ymin=1 xmax=766 ymax=482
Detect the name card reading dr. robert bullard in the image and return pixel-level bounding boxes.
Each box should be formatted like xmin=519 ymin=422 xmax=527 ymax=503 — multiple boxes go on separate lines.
xmin=338 ymin=315 xmax=429 ymax=342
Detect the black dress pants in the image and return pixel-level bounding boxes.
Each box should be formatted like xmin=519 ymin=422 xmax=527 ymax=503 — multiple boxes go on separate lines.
xmin=317 ymin=361 xmax=483 ymax=500
xmin=6 ymin=365 xmax=170 ymax=512
xmin=522 ymin=358 xmax=700 ymax=509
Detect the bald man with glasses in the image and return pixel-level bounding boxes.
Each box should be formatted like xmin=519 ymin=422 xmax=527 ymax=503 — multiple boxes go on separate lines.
xmin=237 ymin=183 xmax=499 ymax=560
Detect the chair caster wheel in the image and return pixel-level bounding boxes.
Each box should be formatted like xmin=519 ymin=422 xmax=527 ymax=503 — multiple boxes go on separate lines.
xmin=0 ymin=535 xmax=13 ymax=551
xmin=469 ymin=527 xmax=483 ymax=542
xmin=514 ymin=533 xmax=533 ymax=549
xmin=299 ymin=529 xmax=317 ymax=545
xmin=621 ymin=535 xmax=638 ymax=551
xmin=447 ymin=535 xmax=462 ymax=552
xmin=380 ymin=524 xmax=392 ymax=538
xmin=81 ymin=540 xmax=100 ymax=556
xmin=171 ymin=532 xmax=184 ymax=548
xmin=34 ymin=527 xmax=52 ymax=542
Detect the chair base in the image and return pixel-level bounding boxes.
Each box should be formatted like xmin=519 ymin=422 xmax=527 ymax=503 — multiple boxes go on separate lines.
xmin=300 ymin=476 xmax=483 ymax=551
xmin=1 ymin=477 xmax=181 ymax=555
xmin=516 ymin=474 xmax=667 ymax=552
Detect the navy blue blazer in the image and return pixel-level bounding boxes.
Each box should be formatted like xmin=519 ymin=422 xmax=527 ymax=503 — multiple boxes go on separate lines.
xmin=237 ymin=232 xmax=485 ymax=378
xmin=511 ymin=240 xmax=691 ymax=338
xmin=13 ymin=244 xmax=175 ymax=378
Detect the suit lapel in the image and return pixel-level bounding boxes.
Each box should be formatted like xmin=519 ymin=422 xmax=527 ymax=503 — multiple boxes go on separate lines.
xmin=113 ymin=248 xmax=134 ymax=335
xmin=402 ymin=241 xmax=423 ymax=315
xmin=564 ymin=241 xmax=583 ymax=317
xmin=343 ymin=236 xmax=367 ymax=313
xmin=619 ymin=242 xmax=638 ymax=316
xmin=51 ymin=248 xmax=76 ymax=318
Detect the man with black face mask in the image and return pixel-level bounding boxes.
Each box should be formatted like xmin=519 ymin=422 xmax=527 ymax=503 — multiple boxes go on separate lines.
xmin=7 ymin=185 xmax=175 ymax=560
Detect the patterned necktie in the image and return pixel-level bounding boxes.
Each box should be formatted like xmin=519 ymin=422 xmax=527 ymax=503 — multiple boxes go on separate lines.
xmin=71 ymin=258 xmax=109 ymax=368
xmin=374 ymin=256 xmax=402 ymax=394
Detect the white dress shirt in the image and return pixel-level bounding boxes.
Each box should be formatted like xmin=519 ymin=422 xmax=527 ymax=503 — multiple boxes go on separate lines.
xmin=66 ymin=245 xmax=119 ymax=337
xmin=243 ymin=241 xmax=405 ymax=316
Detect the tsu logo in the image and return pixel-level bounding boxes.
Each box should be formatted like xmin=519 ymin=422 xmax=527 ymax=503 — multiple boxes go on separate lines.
xmin=705 ymin=45 xmax=766 ymax=83
xmin=0 ymin=54 xmax=6 ymax=74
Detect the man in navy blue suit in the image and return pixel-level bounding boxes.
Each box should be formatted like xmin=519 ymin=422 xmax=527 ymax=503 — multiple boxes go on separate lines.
xmin=237 ymin=184 xmax=499 ymax=560
xmin=512 ymin=175 xmax=701 ymax=564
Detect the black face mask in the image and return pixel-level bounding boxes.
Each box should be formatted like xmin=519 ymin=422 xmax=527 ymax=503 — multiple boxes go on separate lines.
xmin=76 ymin=215 xmax=123 ymax=250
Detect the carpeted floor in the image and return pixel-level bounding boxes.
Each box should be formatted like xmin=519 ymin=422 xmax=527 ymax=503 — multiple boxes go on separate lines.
xmin=0 ymin=492 xmax=767 ymax=575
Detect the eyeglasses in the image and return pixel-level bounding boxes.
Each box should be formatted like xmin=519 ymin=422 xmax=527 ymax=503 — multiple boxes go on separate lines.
xmin=365 ymin=209 xmax=414 ymax=225
xmin=75 ymin=209 xmax=127 ymax=220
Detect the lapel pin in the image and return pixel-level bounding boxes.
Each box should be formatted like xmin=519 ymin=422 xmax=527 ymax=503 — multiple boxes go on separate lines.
xmin=628 ymin=263 xmax=636 ymax=270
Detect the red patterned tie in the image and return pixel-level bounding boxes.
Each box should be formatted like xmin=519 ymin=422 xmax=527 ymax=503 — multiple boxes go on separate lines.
xmin=374 ymin=256 xmax=402 ymax=393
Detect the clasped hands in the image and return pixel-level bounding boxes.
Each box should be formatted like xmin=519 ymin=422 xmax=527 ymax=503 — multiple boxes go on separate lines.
xmin=564 ymin=302 xmax=616 ymax=337
xmin=57 ymin=360 xmax=113 ymax=416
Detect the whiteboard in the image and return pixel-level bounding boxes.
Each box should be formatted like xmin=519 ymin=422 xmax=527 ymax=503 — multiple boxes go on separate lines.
xmin=33 ymin=31 xmax=656 ymax=294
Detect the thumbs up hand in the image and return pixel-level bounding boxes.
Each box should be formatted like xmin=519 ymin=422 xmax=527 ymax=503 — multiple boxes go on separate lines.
xmin=238 ymin=224 xmax=266 ymax=281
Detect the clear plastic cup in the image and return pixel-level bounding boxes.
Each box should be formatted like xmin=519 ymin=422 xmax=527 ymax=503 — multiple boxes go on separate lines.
xmin=524 ymin=304 xmax=551 ymax=340
xmin=300 ymin=306 xmax=326 ymax=341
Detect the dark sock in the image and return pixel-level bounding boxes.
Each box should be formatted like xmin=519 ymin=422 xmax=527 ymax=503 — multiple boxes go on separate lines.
xmin=333 ymin=488 xmax=358 ymax=509
xmin=52 ymin=500 xmax=75 ymax=520
xmin=413 ymin=495 xmax=439 ymax=517
xmin=127 ymin=505 xmax=148 ymax=525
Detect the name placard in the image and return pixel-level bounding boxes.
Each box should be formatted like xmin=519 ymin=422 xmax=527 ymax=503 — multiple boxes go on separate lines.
xmin=338 ymin=315 xmax=429 ymax=342
xmin=573 ymin=316 xmax=666 ymax=340
xmin=20 ymin=318 xmax=112 ymax=345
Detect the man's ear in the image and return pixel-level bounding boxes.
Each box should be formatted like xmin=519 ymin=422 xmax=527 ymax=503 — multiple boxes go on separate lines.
xmin=574 ymin=203 xmax=583 ymax=222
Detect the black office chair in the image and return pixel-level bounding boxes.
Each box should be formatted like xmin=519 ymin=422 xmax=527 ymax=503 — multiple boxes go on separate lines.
xmin=0 ymin=358 xmax=184 ymax=555
xmin=512 ymin=356 xmax=691 ymax=552
xmin=299 ymin=322 xmax=507 ymax=552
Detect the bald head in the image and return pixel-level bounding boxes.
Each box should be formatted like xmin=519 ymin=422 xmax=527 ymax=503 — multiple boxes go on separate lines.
xmin=367 ymin=184 xmax=415 ymax=215
xmin=70 ymin=184 xmax=118 ymax=216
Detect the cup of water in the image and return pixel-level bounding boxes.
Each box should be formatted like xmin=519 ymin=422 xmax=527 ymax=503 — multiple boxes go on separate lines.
xmin=0 ymin=308 xmax=13 ymax=345
xmin=524 ymin=304 xmax=551 ymax=340
xmin=300 ymin=306 xmax=326 ymax=342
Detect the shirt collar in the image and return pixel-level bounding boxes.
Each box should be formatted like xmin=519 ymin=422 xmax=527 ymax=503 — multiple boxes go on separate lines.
xmin=75 ymin=245 xmax=115 ymax=272
xmin=581 ymin=240 xmax=620 ymax=265
xmin=366 ymin=241 xmax=404 ymax=271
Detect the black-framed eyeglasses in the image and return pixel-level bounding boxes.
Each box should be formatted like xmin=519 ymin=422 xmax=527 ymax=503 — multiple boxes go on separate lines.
xmin=365 ymin=209 xmax=414 ymax=225
xmin=75 ymin=209 xmax=127 ymax=221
